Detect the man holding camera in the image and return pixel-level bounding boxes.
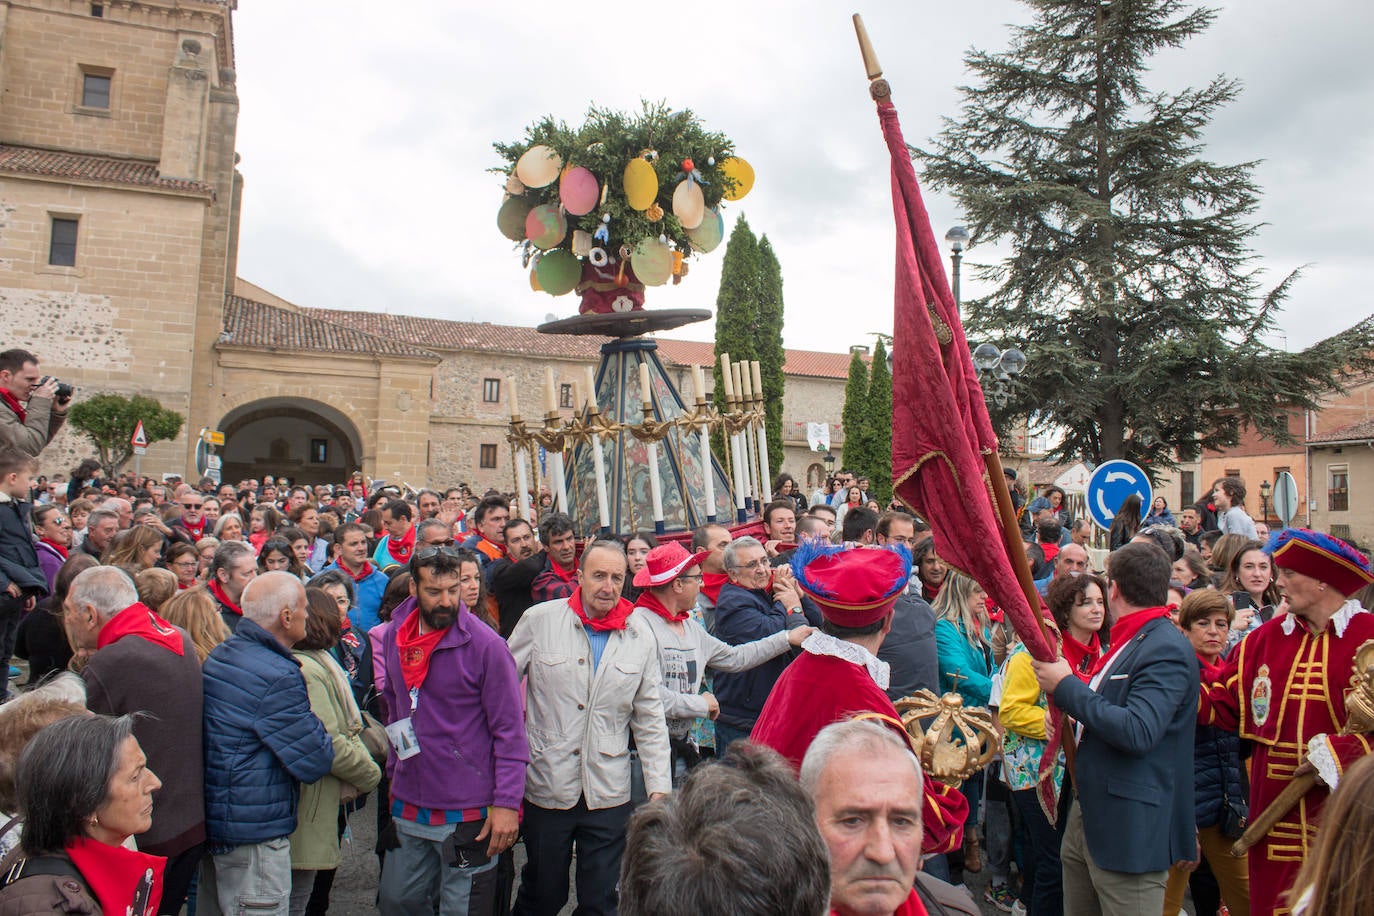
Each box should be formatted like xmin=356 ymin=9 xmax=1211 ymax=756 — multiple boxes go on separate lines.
xmin=0 ymin=349 xmax=69 ymax=457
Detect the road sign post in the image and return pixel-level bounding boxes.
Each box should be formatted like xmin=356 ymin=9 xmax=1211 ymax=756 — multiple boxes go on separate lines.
xmin=1272 ymin=471 xmax=1299 ymax=527
xmin=131 ymin=421 xmax=148 ymax=477
xmin=1085 ymin=460 xmax=1153 ymax=532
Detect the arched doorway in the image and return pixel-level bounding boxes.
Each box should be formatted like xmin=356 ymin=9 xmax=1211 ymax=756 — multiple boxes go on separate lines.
xmin=218 ymin=398 xmax=362 ymax=487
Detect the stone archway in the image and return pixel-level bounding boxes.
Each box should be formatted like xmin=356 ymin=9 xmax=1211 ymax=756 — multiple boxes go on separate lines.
xmin=218 ymin=398 xmax=363 ymax=487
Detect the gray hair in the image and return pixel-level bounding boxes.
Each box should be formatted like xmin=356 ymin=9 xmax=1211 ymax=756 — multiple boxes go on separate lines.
xmin=307 ymin=568 xmax=355 ymax=605
xmin=241 ymin=571 xmax=305 ymax=626
xmin=799 ymin=718 xmax=923 ymax=798
xmin=723 ymin=536 xmax=764 ymax=572
xmin=579 ymin=538 xmax=626 ymax=571
xmin=209 ymin=540 xmax=255 ymax=582
xmin=67 ymin=567 xmax=138 ymax=621
xmin=85 ymin=508 xmax=120 ymax=530
xmin=415 ymin=518 xmax=450 ymax=542
xmin=16 ymin=714 xmax=138 ymax=855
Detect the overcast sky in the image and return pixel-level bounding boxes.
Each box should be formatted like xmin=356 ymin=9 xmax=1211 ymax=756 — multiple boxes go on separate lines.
xmin=230 ymin=1 xmax=1374 ymax=356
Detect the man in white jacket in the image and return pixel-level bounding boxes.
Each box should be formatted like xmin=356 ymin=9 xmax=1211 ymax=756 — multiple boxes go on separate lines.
xmin=632 ymin=541 xmax=813 ymax=782
xmin=508 ymin=540 xmax=671 ymax=916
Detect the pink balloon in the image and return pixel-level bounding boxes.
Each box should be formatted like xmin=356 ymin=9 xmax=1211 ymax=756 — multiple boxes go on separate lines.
xmin=559 ymin=167 xmax=600 ymax=216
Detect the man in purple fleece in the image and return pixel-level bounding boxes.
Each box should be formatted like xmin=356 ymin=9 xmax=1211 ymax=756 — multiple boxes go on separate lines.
xmin=376 ymin=545 xmax=528 ymax=915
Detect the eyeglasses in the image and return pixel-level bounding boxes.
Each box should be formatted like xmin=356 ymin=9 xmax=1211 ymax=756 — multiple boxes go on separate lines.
xmin=677 ymin=572 xmax=704 ymax=582
xmin=412 ymin=545 xmax=461 ymax=562
xmin=425 ymin=539 xmax=455 ymax=547
xmin=731 ymin=558 xmax=770 ymax=572
xmin=182 ymin=503 xmax=203 ymax=509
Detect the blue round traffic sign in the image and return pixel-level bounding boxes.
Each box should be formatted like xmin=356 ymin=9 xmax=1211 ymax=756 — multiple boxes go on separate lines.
xmin=1085 ymin=459 xmax=1152 ymax=532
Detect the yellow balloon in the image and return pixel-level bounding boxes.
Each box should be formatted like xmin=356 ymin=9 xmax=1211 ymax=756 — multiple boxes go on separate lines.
xmin=672 ymin=179 xmax=705 ymax=230
xmin=529 ymin=266 xmax=542 ymax=292
xmin=623 ymin=158 xmax=659 ymax=211
xmin=515 ymin=145 xmax=563 ymax=189
xmin=631 ymin=238 xmax=675 ymax=287
xmin=720 ymin=156 xmax=754 ymax=201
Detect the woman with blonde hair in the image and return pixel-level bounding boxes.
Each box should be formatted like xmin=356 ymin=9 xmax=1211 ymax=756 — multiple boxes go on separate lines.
xmin=158 ymin=588 xmax=231 ymax=664
xmin=100 ymin=524 xmax=164 ymax=570
xmin=133 ymin=567 xmax=177 ymax=612
xmin=195 ymin=536 xmax=220 ymax=578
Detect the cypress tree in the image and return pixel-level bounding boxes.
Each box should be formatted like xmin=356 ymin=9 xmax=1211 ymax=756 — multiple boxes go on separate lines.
xmin=840 ymin=350 xmax=871 ymax=480
xmin=916 ymin=0 xmax=1374 ymax=475
xmin=757 ymin=235 xmax=786 ymax=480
xmin=711 ymin=215 xmax=760 ymax=462
xmin=866 ymin=338 xmax=893 ymax=503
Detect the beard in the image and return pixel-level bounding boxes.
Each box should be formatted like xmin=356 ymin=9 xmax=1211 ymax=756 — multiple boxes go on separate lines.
xmin=420 ymin=602 xmax=459 ymax=631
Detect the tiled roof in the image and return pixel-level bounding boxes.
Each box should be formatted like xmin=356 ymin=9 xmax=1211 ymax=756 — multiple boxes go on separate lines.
xmin=0 ymin=145 xmax=215 ymax=197
xmin=222 ymin=297 xmax=440 ymax=361
xmin=1309 ymin=417 xmax=1374 ymax=444
xmin=306 ymin=308 xmax=854 ymax=379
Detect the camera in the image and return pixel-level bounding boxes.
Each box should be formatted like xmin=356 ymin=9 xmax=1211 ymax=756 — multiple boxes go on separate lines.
xmin=39 ymin=376 xmax=75 ymax=404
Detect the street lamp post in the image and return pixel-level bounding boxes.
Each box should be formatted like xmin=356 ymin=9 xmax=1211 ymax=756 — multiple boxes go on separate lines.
xmin=823 ymin=451 xmax=836 ymax=477
xmin=971 ymin=343 xmax=1027 ymax=408
xmin=1260 ymin=479 xmax=1271 ymax=523
xmin=945 ymin=225 xmax=970 ymax=309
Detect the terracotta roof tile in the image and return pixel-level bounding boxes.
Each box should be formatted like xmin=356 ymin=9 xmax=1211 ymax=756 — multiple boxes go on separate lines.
xmin=0 ymin=145 xmax=215 ymax=196
xmin=1309 ymin=417 xmax=1374 ymax=444
xmin=222 ymin=297 xmax=440 ymax=361
xmin=306 ymin=309 xmax=855 ymax=379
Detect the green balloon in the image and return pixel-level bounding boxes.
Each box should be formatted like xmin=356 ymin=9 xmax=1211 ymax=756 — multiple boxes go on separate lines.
xmin=497 ymin=196 xmax=532 ymax=242
xmin=535 ymin=249 xmax=581 ymax=296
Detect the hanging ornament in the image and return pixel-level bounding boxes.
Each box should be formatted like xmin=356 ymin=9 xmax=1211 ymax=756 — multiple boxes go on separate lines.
xmin=498 ymin=196 xmax=533 ymax=242
xmin=672 ymin=178 xmax=705 ymax=229
xmin=720 ymin=156 xmax=754 ymax=200
xmin=685 ymin=206 xmax=724 ymax=253
xmin=646 ymin=203 xmax=664 ymax=222
xmin=682 ymin=158 xmax=695 ymax=174
xmin=529 ymin=264 xmax=542 ymax=291
xmin=571 ymin=230 xmax=593 ymax=257
xmin=611 ymin=295 xmax=635 ymax=312
xmin=623 ymin=157 xmax=658 ymax=211
xmin=504 ymin=174 xmax=526 ymax=195
xmin=514 ymin=145 xmax=563 ymax=188
xmin=632 ymin=237 xmax=675 ymax=286
xmin=671 ymin=250 xmax=685 ymax=275
xmin=588 ymin=247 xmax=609 ymax=267
xmin=535 ymin=249 xmax=581 ymax=296
xmin=525 ymin=204 xmax=567 ymax=250
xmin=559 ymin=166 xmax=600 ymax=216
xmin=707 ymin=155 xmax=716 ymax=167
xmin=593 ymin=213 xmax=611 ymax=244
xmin=520 ymin=240 xmax=533 ymax=268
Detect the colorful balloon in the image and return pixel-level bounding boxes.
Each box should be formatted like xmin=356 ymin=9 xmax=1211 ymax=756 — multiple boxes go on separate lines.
xmin=515 ymin=145 xmax=563 ymax=188
xmin=525 ymin=204 xmax=567 ymax=250
xmin=623 ymin=157 xmax=659 ymax=211
xmin=559 ymin=166 xmax=599 ymax=216
xmin=535 ymin=249 xmax=581 ymax=296
xmin=631 ymin=238 xmax=675 ymax=286
xmin=719 ymin=156 xmax=754 ymax=201
xmin=497 ymin=196 xmax=532 ymax=242
xmin=672 ymin=179 xmax=705 ymax=229
xmin=686 ymin=207 xmax=724 ymax=253
xmin=529 ymin=265 xmax=542 ymax=292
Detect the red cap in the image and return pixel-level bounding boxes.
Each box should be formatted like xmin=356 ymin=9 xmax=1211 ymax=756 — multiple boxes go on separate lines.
xmin=633 ymin=542 xmax=711 ymax=588
xmin=1268 ymin=528 xmax=1374 ymax=597
xmin=791 ymin=545 xmax=911 ymax=628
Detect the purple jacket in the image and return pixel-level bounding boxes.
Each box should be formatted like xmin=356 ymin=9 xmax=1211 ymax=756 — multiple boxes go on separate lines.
xmin=379 ymin=596 xmax=528 ymax=812
xmin=35 ymin=540 xmax=64 ymax=594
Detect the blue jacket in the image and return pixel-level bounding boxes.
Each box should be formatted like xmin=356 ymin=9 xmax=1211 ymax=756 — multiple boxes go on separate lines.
xmin=933 ymin=618 xmax=993 ymax=707
xmin=712 ymin=583 xmax=819 ymax=731
xmin=1192 ymin=722 xmax=1246 ymax=829
xmin=321 ymin=561 xmax=390 ymax=633
xmin=202 ymin=618 xmax=334 ymax=846
xmin=1053 ymin=615 xmax=1198 ymax=874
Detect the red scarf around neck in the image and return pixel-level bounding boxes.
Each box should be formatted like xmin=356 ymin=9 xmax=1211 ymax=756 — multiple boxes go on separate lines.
xmin=96 ymin=603 xmax=185 ymax=655
xmin=1041 ymin=542 xmax=1060 ymax=563
xmin=569 ymin=587 xmax=636 ymax=631
xmin=65 ymin=836 xmax=165 ymax=916
xmin=1062 ymin=631 xmax=1102 ymax=680
xmin=39 ymin=537 xmax=69 ymax=559
xmin=395 ymin=607 xmax=446 ymax=692
xmin=339 ymin=558 xmax=376 ymax=582
xmin=1085 ymin=606 xmax=1173 ymax=679
xmin=635 ymin=590 xmax=689 ymax=623
xmin=0 ymin=389 xmax=26 ymax=423
xmin=181 ymin=516 xmax=206 ymax=540
xmin=548 ymin=555 xmax=576 ymax=583
xmin=386 ymin=525 xmax=417 ymax=565
xmin=700 ymin=571 xmax=729 ymax=604
xmin=206 ymin=579 xmax=242 ymax=617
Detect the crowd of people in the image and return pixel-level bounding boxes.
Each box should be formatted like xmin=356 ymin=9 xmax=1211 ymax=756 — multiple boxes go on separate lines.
xmin=1 ymin=346 xmax=1373 ymax=916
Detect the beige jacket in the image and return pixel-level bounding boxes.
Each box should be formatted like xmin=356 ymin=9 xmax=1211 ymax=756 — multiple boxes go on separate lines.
xmin=509 ymin=601 xmax=671 ymax=809
xmin=0 ymin=395 xmax=64 ymax=458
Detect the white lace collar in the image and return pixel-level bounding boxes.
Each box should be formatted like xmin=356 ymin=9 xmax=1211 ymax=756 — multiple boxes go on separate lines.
xmin=1280 ymin=599 xmax=1367 ymax=638
xmin=801 ymin=631 xmax=890 ymax=690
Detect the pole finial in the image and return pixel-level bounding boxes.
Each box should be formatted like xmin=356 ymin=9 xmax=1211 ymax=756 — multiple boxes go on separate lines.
xmin=853 ymin=14 xmax=890 ymax=99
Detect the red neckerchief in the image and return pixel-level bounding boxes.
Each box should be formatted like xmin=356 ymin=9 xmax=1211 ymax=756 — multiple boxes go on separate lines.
xmin=636 ymin=590 xmax=688 ymax=623
xmin=0 ymin=389 xmax=25 ymax=423
xmin=339 ymin=558 xmax=376 ymax=582
xmin=395 ymin=608 xmax=446 ymax=692
xmin=248 ymin=530 xmax=269 ymax=553
xmin=1085 ymin=606 xmax=1173 ymax=679
xmin=181 ymin=516 xmax=206 ymax=539
xmin=923 ymin=579 xmax=942 ymax=601
xmin=832 ymin=887 xmax=927 ymax=916
xmin=65 ymin=836 xmax=165 ymax=916
xmin=386 ymin=525 xmax=416 ymax=565
xmin=1041 ymin=542 xmax=1060 ymax=563
xmin=39 ymin=537 xmax=69 ymax=559
xmin=701 ymin=571 xmax=729 ymax=603
xmin=569 ymin=587 xmax=635 ymax=632
xmin=548 ymin=556 xmax=576 ymax=583
xmin=96 ymin=603 xmax=185 ymax=656
xmin=1062 ymin=632 xmax=1102 ymax=680
xmin=206 ymin=580 xmax=242 ymax=617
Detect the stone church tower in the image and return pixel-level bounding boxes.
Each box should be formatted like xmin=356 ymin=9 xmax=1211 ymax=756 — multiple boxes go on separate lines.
xmin=0 ymin=0 xmax=240 ymax=477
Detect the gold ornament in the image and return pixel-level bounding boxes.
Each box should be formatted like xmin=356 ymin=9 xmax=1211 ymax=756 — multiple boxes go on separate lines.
xmin=894 ymin=690 xmax=1000 ymax=785
xmin=646 ymin=203 xmax=664 ymax=222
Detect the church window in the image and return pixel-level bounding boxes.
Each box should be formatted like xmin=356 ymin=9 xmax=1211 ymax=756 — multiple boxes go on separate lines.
xmin=49 ymin=217 xmax=78 ymax=266
xmin=482 ymin=378 xmax=500 ymax=403
xmin=479 ymin=444 xmax=497 ymax=469
xmin=81 ymin=71 xmax=111 ymax=109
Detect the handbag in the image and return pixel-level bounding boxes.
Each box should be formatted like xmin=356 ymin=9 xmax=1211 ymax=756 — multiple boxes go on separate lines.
xmin=359 ymin=710 xmax=390 ymax=764
xmin=1216 ymin=740 xmax=1248 ymax=839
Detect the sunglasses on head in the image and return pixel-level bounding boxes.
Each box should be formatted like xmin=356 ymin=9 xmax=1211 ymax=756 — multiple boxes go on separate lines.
xmin=412 ymin=545 xmax=461 ymax=563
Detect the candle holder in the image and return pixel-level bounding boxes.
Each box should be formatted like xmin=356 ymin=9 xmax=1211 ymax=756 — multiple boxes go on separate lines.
xmin=529 ymin=413 xmax=569 ymax=452
xmin=894 ymin=690 xmax=1001 ymax=786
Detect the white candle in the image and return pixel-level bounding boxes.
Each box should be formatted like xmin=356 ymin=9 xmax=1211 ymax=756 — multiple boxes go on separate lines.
xmin=584 ymin=366 xmax=598 ymax=411
xmin=699 ymin=419 xmax=716 ymax=522
xmin=691 ymin=364 xmax=706 ymax=401
xmin=731 ymin=362 xmax=744 ymax=404
xmin=590 ymin=430 xmax=611 ymax=531
xmin=550 ymin=451 xmax=569 ymax=515
xmin=751 ymin=361 xmax=764 ymax=400
xmin=514 ymin=446 xmax=531 ymax=520
xmin=720 ymin=354 xmax=735 ymax=400
xmin=647 ymin=440 xmax=665 ymax=527
xmin=508 ymin=378 xmax=520 ymax=418
xmin=545 ymin=367 xmax=557 ymax=415
xmin=639 ymin=361 xmax=653 ymax=406
xmin=739 ymin=361 xmax=752 ymax=399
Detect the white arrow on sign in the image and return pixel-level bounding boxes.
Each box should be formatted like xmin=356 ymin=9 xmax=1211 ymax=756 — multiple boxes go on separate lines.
xmin=1104 ymin=471 xmax=1135 ymax=483
xmin=1096 ymin=491 xmax=1115 ymax=521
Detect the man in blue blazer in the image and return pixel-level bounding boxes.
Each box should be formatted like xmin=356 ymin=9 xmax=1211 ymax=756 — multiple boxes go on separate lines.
xmin=1033 ymin=541 xmax=1198 ymax=915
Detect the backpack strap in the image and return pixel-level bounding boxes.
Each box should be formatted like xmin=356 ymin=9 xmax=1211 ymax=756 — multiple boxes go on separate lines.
xmin=3 ymin=854 xmax=89 ymax=894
